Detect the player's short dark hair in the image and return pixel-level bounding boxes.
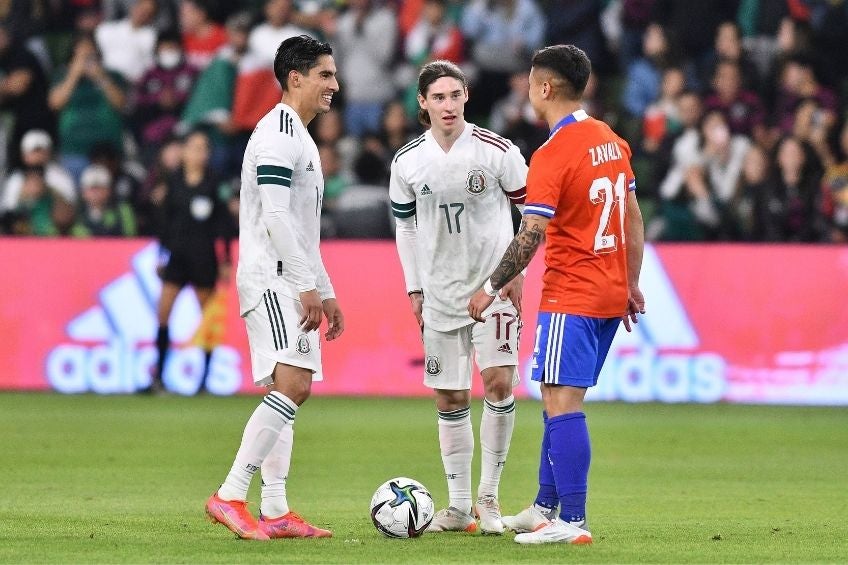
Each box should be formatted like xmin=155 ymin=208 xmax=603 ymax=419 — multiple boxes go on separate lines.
xmin=273 ymin=34 xmax=333 ymax=91
xmin=416 ymin=60 xmax=467 ymax=126
xmin=531 ymin=44 xmax=591 ymax=100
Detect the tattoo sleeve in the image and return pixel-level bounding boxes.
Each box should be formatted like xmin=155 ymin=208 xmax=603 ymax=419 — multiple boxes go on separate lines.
xmin=490 ymin=219 xmax=545 ymax=290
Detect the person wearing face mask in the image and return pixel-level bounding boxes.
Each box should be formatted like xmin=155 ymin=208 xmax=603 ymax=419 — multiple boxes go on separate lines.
xmin=133 ymin=32 xmax=199 ymax=164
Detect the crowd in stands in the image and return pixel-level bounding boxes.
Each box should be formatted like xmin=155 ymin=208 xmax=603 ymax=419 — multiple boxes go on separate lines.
xmin=1 ymin=0 xmax=846 ymax=243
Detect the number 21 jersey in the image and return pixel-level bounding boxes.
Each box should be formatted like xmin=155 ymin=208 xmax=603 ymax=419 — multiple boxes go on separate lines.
xmin=524 ymin=109 xmax=636 ymax=318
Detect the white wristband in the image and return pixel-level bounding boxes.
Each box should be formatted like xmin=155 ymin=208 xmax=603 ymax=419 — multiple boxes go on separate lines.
xmin=483 ymin=279 xmax=498 ymax=297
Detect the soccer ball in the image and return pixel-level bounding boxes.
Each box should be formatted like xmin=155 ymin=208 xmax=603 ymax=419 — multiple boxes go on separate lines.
xmin=370 ymin=477 xmax=434 ymax=538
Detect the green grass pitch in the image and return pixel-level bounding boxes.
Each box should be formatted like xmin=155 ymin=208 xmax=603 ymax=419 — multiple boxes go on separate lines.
xmin=1 ymin=393 xmax=846 ymax=563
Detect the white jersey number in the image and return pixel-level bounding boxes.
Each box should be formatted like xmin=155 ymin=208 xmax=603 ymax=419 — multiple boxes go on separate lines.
xmin=588 ymin=173 xmax=626 ymax=254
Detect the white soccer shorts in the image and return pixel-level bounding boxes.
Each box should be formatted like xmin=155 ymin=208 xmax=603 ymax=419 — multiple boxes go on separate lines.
xmin=243 ymin=289 xmax=322 ymax=386
xmin=422 ymin=305 xmax=521 ymax=391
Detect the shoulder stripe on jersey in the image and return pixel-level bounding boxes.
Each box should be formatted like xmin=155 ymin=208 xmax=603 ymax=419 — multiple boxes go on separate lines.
xmin=503 ymin=186 xmax=526 ymax=203
xmin=524 ymin=203 xmax=555 ymax=218
xmin=393 ymin=136 xmax=426 ymax=163
xmin=257 ymin=164 xmax=293 ymax=187
xmin=391 ymin=199 xmax=416 ymax=218
xmin=396 ymin=133 xmax=425 ymax=154
xmin=472 ymin=127 xmax=510 ymax=151
xmin=628 ymin=178 xmax=637 ymax=192
xmin=279 ymin=110 xmax=294 ymax=136
xmin=472 ymin=131 xmax=508 ymax=152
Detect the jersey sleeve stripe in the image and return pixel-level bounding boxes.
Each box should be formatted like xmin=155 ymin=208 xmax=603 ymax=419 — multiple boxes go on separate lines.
xmin=258 ymin=176 xmax=292 ymax=187
xmin=258 ymin=165 xmax=293 ymax=178
xmin=391 ymin=200 xmax=417 ymax=218
xmin=524 ymin=203 xmax=555 ymax=218
xmin=503 ymin=186 xmax=526 ymax=203
xmin=393 ymin=137 xmax=426 ymax=162
xmin=628 ymin=178 xmax=636 ymax=191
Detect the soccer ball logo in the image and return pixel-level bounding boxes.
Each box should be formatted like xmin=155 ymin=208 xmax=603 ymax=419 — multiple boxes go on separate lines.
xmin=370 ymin=477 xmax=434 ymax=538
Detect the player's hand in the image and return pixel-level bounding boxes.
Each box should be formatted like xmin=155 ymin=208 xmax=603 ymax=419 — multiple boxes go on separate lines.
xmin=322 ymin=298 xmax=344 ymax=341
xmin=299 ymin=289 xmax=323 ymax=332
xmin=622 ymin=286 xmax=646 ymax=332
xmin=409 ymin=292 xmax=424 ymax=333
xmin=468 ymin=289 xmax=495 ymax=322
xmin=218 ymin=262 xmax=232 ymax=283
xmin=499 ymin=273 xmax=524 ymax=318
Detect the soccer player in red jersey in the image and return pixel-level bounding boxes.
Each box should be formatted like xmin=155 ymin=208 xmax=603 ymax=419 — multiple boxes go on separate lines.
xmin=468 ymin=44 xmax=646 ymax=545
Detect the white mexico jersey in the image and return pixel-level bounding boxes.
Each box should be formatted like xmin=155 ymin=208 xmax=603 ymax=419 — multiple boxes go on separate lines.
xmin=237 ymin=103 xmax=328 ymax=315
xmin=390 ymin=122 xmax=528 ymax=331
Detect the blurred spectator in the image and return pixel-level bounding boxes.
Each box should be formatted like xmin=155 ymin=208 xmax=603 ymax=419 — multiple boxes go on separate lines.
xmin=48 ymin=34 xmax=127 ymax=182
xmin=1 ymin=130 xmax=76 ymax=213
xmin=0 ymin=24 xmax=54 ymax=170
xmin=140 ymin=136 xmax=184 ymax=235
xmin=73 ymin=163 xmax=137 ymax=237
xmin=0 ymin=165 xmax=57 ymax=235
xmin=133 ymin=32 xmax=198 ymax=162
xmin=543 ymin=0 xmax=608 ymax=73
xmin=774 ymin=53 xmax=838 ymax=136
xmin=400 ymin=0 xmax=464 ymax=118
xmin=94 ymin=0 xmax=158 ymax=83
xmin=180 ymin=12 xmax=252 ymax=174
xmin=703 ymin=21 xmax=760 ymax=91
xmin=311 ymin=107 xmax=358 ymax=178
xmin=248 ymin=0 xmax=310 ymax=68
xmin=642 ymin=66 xmax=686 ymax=153
xmin=616 ymin=0 xmax=658 ymax=69
xmin=703 ymin=59 xmax=766 ymax=142
xmin=50 ymin=197 xmax=79 ymax=237
xmin=750 ymin=135 xmax=824 ymax=242
xmin=180 ymin=0 xmax=228 ymax=70
xmin=658 ymin=109 xmax=750 ymax=240
xmin=89 ymin=142 xmax=146 ymax=228
xmin=404 ymin=0 xmax=464 ymax=65
xmin=735 ymin=144 xmax=773 ymax=240
xmin=461 ymin=0 xmax=545 ymax=120
xmin=0 ymin=0 xmax=51 ymax=72
xmin=379 ymin=100 xmax=417 ymax=158
xmin=652 ymin=0 xmax=737 ymax=80
xmin=319 ymin=142 xmax=352 ymax=208
xmin=821 ymin=121 xmax=848 ymax=243
xmin=488 ymin=67 xmax=547 ymax=160
xmin=792 ymin=97 xmax=838 ymax=172
xmin=621 ymin=22 xmax=671 ymax=118
xmin=334 ymin=0 xmax=398 ymax=136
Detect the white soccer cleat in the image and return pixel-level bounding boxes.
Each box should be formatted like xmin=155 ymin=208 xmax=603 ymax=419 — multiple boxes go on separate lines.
xmin=425 ymin=507 xmax=478 ymax=533
xmin=513 ymin=518 xmax=593 ymax=545
xmin=501 ymin=504 xmax=554 ymax=533
xmin=475 ymin=495 xmax=505 ymax=535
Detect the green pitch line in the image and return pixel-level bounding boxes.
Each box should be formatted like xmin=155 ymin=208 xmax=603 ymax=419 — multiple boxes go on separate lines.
xmin=0 ymin=394 xmax=846 ymax=564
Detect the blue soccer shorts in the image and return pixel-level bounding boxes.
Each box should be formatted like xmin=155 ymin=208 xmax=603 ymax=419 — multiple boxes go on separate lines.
xmin=530 ymin=312 xmax=620 ymax=387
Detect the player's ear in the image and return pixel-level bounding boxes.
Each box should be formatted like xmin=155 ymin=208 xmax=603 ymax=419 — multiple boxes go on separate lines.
xmin=417 ymin=93 xmax=426 ymax=110
xmin=288 ymin=69 xmax=301 ymax=89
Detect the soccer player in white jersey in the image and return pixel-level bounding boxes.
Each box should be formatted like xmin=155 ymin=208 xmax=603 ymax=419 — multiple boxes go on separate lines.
xmin=205 ymin=35 xmax=344 ymax=540
xmin=390 ymin=60 xmax=529 ymax=535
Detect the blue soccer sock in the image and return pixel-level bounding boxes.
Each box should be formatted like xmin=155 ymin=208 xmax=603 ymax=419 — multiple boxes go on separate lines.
xmin=547 ymin=411 xmax=591 ymax=523
xmin=533 ymin=411 xmax=559 ymax=510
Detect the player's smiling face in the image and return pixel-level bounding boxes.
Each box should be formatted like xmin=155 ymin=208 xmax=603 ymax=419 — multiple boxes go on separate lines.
xmin=301 ymin=54 xmax=339 ymax=115
xmin=419 ymin=77 xmax=468 ymax=135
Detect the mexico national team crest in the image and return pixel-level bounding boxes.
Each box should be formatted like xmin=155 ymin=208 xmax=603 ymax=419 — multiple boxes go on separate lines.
xmin=466 ymin=169 xmax=486 ymax=195
xmin=296 ymin=334 xmax=311 ymax=355
xmin=425 ymin=355 xmax=442 ymax=376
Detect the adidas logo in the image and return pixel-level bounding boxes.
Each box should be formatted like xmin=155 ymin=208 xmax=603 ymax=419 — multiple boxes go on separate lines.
xmin=497 ymin=343 xmax=512 ymax=354
xmin=46 ymin=243 xmax=243 ymax=395
xmin=420 ymin=184 xmax=432 ymax=196
xmin=306 ymin=161 xmax=315 ymax=172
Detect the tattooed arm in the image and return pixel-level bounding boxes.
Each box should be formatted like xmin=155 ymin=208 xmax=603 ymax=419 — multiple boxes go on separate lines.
xmin=468 ymin=215 xmax=549 ymax=322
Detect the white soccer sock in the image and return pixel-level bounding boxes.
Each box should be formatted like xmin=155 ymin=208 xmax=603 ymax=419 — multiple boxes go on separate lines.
xmin=438 ymin=406 xmax=474 ymax=515
xmin=260 ymin=423 xmax=294 ymax=518
xmin=218 ymin=391 xmax=297 ymax=502
xmin=479 ymin=395 xmax=516 ymax=498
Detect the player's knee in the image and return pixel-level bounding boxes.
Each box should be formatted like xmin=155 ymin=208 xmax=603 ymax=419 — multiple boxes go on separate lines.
xmin=481 ymin=367 xmax=513 ymax=401
xmin=435 ymin=389 xmax=469 ymax=412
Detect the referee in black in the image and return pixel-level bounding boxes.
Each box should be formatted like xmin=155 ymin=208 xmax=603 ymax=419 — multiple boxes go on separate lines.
xmin=146 ymin=129 xmax=236 ymax=394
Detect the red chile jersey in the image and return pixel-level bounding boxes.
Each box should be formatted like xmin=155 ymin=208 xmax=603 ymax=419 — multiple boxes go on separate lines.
xmin=524 ymin=109 xmax=636 ymax=317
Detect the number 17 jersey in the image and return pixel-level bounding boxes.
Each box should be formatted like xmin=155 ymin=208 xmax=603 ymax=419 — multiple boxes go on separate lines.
xmin=524 ymin=109 xmax=636 ymax=318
